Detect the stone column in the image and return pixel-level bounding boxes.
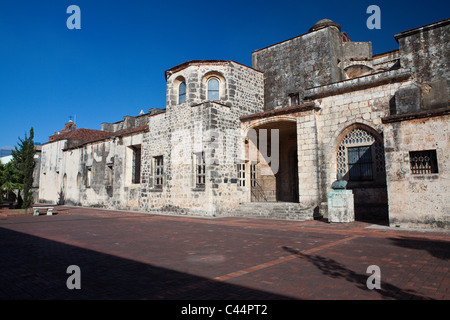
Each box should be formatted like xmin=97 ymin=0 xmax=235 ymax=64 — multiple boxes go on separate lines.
xmin=297 ymin=110 xmax=320 ymax=205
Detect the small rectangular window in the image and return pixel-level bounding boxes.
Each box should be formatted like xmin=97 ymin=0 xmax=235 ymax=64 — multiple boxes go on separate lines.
xmin=86 ymin=167 xmax=93 ymax=188
xmin=289 ymin=93 xmax=299 ymax=107
xmin=409 ymin=150 xmax=438 ymax=174
xmin=195 ymin=152 xmax=206 ymax=188
xmin=106 ymin=164 xmax=113 ymax=187
xmin=237 ymin=163 xmax=246 ymax=187
xmin=132 ymin=146 xmax=141 ymax=184
xmin=250 ymin=163 xmax=257 ymax=188
xmin=154 ymin=156 xmax=164 ymax=188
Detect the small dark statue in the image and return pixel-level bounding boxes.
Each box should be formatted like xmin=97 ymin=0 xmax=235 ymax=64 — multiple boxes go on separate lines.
xmin=331 ymin=173 xmax=347 ymax=189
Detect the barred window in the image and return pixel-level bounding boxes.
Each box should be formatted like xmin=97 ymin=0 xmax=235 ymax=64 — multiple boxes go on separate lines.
xmin=337 ymin=128 xmax=385 ymax=182
xmin=250 ymin=163 xmax=257 ymax=188
xmin=195 ymin=152 xmax=206 ymax=188
xmin=348 ymin=146 xmax=373 ymax=181
xmin=132 ymin=146 xmax=141 ymax=184
xmin=409 ymin=150 xmax=438 ymax=174
xmin=237 ymin=163 xmax=246 ymax=187
xmin=154 ymin=156 xmax=164 ymax=188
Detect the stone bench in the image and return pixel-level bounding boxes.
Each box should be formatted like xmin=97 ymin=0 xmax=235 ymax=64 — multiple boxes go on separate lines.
xmin=33 ymin=207 xmax=54 ymax=216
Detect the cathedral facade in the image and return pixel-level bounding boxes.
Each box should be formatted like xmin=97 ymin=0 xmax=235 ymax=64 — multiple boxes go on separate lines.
xmin=38 ymin=18 xmax=450 ymax=229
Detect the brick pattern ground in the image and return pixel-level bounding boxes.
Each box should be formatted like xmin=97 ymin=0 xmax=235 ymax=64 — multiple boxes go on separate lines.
xmin=0 ymin=206 xmax=449 ymax=300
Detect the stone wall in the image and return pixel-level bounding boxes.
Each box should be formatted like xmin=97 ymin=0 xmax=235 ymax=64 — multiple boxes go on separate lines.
xmin=39 ymin=131 xmax=146 ymax=210
xmin=37 ymin=18 xmax=449 ymax=229
xmin=305 ymin=70 xmax=410 ymax=215
xmin=383 ymin=114 xmax=450 ymax=229
xmin=252 ymin=26 xmax=344 ymax=111
xmin=395 ymin=19 xmax=449 ymax=108
xmin=396 ymin=19 xmax=449 ymax=87
xmin=139 ymin=60 xmax=264 ymax=215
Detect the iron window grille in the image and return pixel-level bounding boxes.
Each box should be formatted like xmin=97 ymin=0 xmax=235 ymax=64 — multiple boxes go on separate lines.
xmin=196 ymin=152 xmax=206 ymax=188
xmin=132 ymin=146 xmax=141 ymax=184
xmin=237 ymin=163 xmax=246 ymax=187
xmin=154 ymin=156 xmax=164 ymax=188
xmin=347 ymin=146 xmax=373 ymax=181
xmin=409 ymin=150 xmax=438 ymax=174
xmin=250 ymin=163 xmax=257 ymax=188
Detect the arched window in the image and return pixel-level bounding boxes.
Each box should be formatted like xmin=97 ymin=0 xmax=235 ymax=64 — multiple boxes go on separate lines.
xmin=336 ymin=128 xmax=385 ymax=181
xmin=207 ymin=78 xmax=220 ymax=101
xmin=178 ymin=81 xmax=186 ymax=104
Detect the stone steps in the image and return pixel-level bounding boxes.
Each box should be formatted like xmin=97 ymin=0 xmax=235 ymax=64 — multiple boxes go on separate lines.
xmin=226 ymin=202 xmax=315 ymax=221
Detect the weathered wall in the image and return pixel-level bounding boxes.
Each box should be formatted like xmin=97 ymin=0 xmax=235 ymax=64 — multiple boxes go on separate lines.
xmin=395 ymin=19 xmax=449 ymax=108
xmin=383 ymin=115 xmax=450 ymax=229
xmin=166 ymin=61 xmax=264 ymax=112
xmin=252 ymin=27 xmax=344 ymax=111
xmin=305 ymin=70 xmax=410 ymax=216
xmin=139 ymin=61 xmax=264 ymax=215
xmin=39 ymin=131 xmax=146 ymax=210
xmin=37 ymin=19 xmax=449 ymax=229
xmin=239 ymin=67 xmax=408 ymax=217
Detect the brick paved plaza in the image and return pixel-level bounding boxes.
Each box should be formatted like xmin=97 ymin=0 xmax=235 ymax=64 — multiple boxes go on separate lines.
xmin=0 ymin=206 xmax=449 ymax=301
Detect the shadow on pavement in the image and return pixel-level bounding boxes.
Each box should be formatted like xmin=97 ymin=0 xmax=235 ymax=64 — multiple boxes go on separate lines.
xmin=0 ymin=227 xmax=293 ymax=300
xmin=388 ymin=237 xmax=450 ymax=260
xmin=282 ymin=246 xmax=434 ymax=300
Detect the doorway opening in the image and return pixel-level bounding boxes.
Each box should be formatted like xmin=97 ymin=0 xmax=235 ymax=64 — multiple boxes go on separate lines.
xmin=336 ymin=125 xmax=388 ymax=224
xmin=247 ymin=121 xmax=299 ymax=203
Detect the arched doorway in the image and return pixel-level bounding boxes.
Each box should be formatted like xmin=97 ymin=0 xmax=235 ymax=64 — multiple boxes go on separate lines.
xmin=336 ymin=125 xmax=388 ymax=223
xmin=247 ymin=120 xmax=299 ymax=203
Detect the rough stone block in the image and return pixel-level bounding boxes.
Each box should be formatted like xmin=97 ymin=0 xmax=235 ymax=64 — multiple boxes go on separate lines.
xmin=327 ymin=190 xmax=355 ymax=223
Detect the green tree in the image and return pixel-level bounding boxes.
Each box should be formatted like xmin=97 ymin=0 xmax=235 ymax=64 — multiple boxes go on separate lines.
xmin=0 ymin=161 xmax=21 ymax=202
xmin=11 ymin=128 xmax=35 ymax=208
xmin=0 ymin=162 xmax=4 ymax=200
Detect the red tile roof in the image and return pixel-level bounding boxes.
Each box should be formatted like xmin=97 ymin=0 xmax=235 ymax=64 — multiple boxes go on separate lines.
xmin=49 ymin=128 xmax=111 ymax=143
xmin=46 ymin=125 xmax=149 ymax=149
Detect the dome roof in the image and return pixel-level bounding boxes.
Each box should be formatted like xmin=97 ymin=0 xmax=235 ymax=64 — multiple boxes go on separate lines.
xmin=309 ymin=19 xmax=341 ymax=33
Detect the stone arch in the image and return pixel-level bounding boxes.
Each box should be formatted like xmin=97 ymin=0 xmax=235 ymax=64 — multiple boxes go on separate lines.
xmin=201 ymin=71 xmax=226 ymax=101
xmin=344 ymin=64 xmax=373 ymax=79
xmin=333 ymin=122 xmax=388 ymax=223
xmin=242 ymin=116 xmax=297 ymax=136
xmin=330 ymin=121 xmax=383 ymax=151
xmin=336 ymin=125 xmax=385 ymax=182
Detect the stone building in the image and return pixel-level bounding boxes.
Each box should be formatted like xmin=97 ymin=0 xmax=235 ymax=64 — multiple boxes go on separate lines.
xmin=38 ymin=18 xmax=449 ymax=229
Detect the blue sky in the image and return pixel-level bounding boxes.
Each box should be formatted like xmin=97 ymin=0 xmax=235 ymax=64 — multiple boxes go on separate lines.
xmin=0 ymin=0 xmax=448 ymax=148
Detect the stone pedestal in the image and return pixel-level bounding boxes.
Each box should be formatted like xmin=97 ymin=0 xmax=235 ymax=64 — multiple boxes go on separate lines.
xmin=327 ymin=189 xmax=355 ymax=223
